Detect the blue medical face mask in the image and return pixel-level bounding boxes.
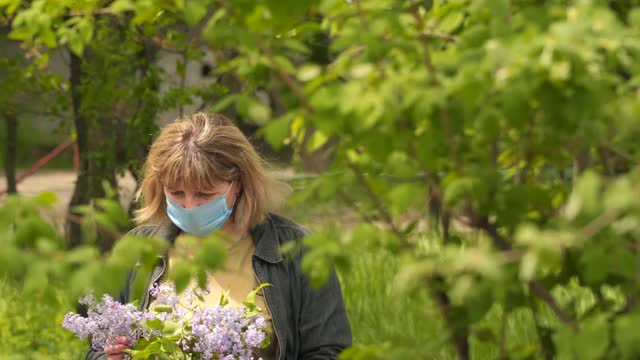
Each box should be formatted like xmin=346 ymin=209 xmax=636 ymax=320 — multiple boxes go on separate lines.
xmin=165 ymin=182 xmax=235 ymax=237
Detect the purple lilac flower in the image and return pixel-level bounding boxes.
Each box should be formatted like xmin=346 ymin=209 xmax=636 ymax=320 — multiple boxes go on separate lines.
xmin=63 ymin=283 xmax=268 ymax=360
xmin=189 ymin=304 xmax=267 ymax=360
xmin=62 ymin=293 xmax=145 ymax=351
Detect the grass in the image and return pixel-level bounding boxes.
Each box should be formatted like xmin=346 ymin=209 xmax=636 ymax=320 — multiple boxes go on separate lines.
xmin=0 ymin=279 xmax=86 ymax=359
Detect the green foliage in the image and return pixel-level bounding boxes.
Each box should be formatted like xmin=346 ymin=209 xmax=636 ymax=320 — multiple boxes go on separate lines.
xmin=4 ymin=0 xmax=640 ymax=358
xmin=0 ymin=279 xmax=86 ymax=359
xmin=168 ymin=233 xmax=228 ymax=292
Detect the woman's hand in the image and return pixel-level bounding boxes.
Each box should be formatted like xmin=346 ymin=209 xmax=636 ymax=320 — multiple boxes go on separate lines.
xmin=103 ymin=336 xmax=131 ymax=360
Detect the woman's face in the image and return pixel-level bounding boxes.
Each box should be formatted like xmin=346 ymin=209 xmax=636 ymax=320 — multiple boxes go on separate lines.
xmin=164 ymin=180 xmax=240 ymax=210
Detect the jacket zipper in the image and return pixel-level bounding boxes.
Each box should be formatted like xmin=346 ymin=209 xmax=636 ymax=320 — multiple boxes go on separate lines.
xmin=252 ymin=259 xmax=282 ymax=360
xmin=143 ymin=256 xmax=167 ymax=310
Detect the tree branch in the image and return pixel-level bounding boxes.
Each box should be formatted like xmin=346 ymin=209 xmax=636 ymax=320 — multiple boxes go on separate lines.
xmin=410 ymin=4 xmax=462 ymax=173
xmin=422 ymin=30 xmax=458 ymax=42
xmin=410 ymin=2 xmax=438 ymax=81
xmin=186 ymin=7 xmax=217 ymax=44
xmin=528 ymin=281 xmax=577 ymax=332
xmin=65 ymin=212 xmax=124 ymax=242
xmin=67 ymin=8 xmax=115 ymax=16
xmin=335 ymin=189 xmax=376 ymax=224
xmin=579 ymin=206 xmax=624 ymax=239
xmin=474 ymin=215 xmax=579 ymax=332
xmin=529 ymin=294 xmax=554 ymax=360
xmin=346 ymin=160 xmax=405 ymax=242
xmin=178 ymin=50 xmax=188 ymax=118
xmin=353 ymin=0 xmax=370 ymax=31
xmin=498 ymin=306 xmax=507 ymax=360
xmin=438 ymin=109 xmax=461 ymax=173
xmin=260 ymin=44 xmax=314 ymax=113
xmin=428 ymin=275 xmax=469 ymax=360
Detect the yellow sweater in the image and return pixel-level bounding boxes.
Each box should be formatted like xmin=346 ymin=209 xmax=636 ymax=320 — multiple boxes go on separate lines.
xmin=156 ymin=234 xmax=277 ymax=359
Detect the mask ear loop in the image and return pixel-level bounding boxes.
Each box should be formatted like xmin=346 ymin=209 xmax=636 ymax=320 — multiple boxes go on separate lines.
xmin=225 ymin=180 xmax=238 ymax=209
xmin=224 ymin=180 xmax=234 ymax=195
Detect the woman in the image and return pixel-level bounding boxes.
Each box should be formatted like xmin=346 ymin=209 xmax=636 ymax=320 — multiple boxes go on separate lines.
xmin=85 ymin=113 xmax=352 ymax=360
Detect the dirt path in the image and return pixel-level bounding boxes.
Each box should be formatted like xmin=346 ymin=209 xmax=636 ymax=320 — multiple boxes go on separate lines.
xmin=4 ymin=170 xmax=138 ymax=217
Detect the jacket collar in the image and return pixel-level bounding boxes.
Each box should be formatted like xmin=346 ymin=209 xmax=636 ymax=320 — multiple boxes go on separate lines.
xmin=251 ymin=214 xmax=283 ymax=264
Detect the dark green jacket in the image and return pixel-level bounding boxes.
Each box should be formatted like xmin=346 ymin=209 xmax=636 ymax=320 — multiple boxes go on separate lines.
xmin=85 ymin=213 xmax=352 ymax=359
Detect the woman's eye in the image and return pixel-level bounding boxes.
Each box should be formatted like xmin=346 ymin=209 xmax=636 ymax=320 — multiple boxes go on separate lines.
xmin=170 ymin=191 xmax=184 ymax=196
xmin=197 ymin=192 xmax=215 ymax=197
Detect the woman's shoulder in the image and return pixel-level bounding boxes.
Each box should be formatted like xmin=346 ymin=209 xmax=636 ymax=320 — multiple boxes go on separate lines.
xmin=253 ymin=213 xmax=311 ymax=248
xmin=266 ymin=213 xmax=310 ymax=235
xmin=267 ymin=213 xmax=311 ymax=240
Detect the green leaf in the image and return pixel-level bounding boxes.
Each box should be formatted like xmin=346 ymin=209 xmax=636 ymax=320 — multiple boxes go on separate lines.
xmin=162 ymin=320 xmax=182 ymax=338
xmin=348 ymin=63 xmax=373 ymax=79
xmin=247 ymin=99 xmax=271 ymax=125
xmin=96 ymin=198 xmax=129 ymax=228
xmin=564 ymin=171 xmax=601 ymax=220
xmin=629 ymin=8 xmax=640 ymax=27
xmin=196 ymin=269 xmax=208 ymax=291
xmin=210 ymin=94 xmax=237 ymax=112
xmin=145 ymin=318 xmax=164 ymax=330
xmin=184 ymin=0 xmax=208 ymax=26
xmin=297 ymin=64 xmax=321 ymax=82
xmin=554 ymin=314 xmax=609 ymax=360
xmin=217 ymin=288 xmax=229 ymax=306
xmin=261 ymin=115 xmax=291 ymax=150
xmin=306 ymin=130 xmax=329 ymax=152
xmin=615 ymin=311 xmax=640 ymax=358
xmin=39 ymin=27 xmax=57 ymax=48
xmin=386 ymin=183 xmax=425 ymax=216
xmin=273 ymin=55 xmax=296 ymax=74
xmin=550 ymin=61 xmax=571 ymax=82
xmin=153 ymin=304 xmax=173 ymax=314
xmin=169 ymin=259 xmax=192 ymax=294
xmin=245 ymin=283 xmax=271 ymax=306
xmin=77 ymin=17 xmax=94 ymax=44
xmin=474 ymin=327 xmax=497 ymax=343
xmin=14 ymin=216 xmax=58 ymax=249
xmin=438 ymin=11 xmax=464 ymax=33
xmin=465 ymin=281 xmax=494 ymax=323
xmin=110 ymin=0 xmax=134 ymax=13
xmin=35 ymin=192 xmax=57 ymax=206
xmin=1 ymin=0 xmax=22 ymax=15
xmin=68 ymin=35 xmax=84 ymax=56
xmin=443 ymin=177 xmax=475 ymax=207
xmin=195 ymin=235 xmax=227 ymax=271
xmin=65 ymin=246 xmax=100 ymax=265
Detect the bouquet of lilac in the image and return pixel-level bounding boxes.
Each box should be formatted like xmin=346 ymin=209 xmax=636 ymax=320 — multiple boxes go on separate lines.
xmin=62 ymin=282 xmax=270 ymax=360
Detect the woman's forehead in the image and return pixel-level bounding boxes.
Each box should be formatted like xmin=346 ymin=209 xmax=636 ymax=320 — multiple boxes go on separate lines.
xmin=165 ymin=179 xmax=229 ymax=191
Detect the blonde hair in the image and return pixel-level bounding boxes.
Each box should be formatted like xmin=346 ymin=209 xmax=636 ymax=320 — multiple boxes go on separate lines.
xmin=134 ymin=112 xmax=288 ymax=233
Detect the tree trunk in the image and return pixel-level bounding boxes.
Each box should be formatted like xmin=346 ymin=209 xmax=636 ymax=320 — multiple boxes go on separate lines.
xmin=573 ymin=147 xmax=591 ymax=178
xmin=3 ymin=110 xmax=18 ymax=194
xmin=121 ymin=40 xmax=162 ymax=218
xmin=66 ymin=49 xmax=117 ymax=251
xmin=298 ymin=23 xmax=336 ymax=173
xmin=66 ymin=50 xmax=88 ymax=248
xmin=298 ymin=130 xmax=336 ymax=173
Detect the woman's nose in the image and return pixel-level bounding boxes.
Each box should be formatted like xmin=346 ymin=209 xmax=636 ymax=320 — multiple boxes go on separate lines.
xmin=182 ymin=195 xmax=202 ymax=209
